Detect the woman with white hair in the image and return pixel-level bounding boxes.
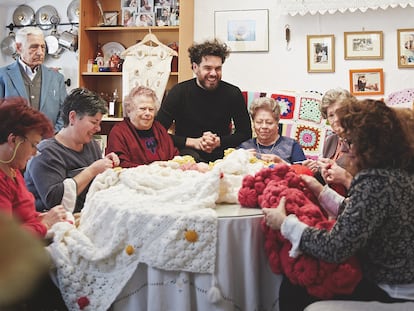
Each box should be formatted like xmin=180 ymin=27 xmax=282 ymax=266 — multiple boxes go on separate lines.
xmin=106 ymin=85 xmax=179 ymax=167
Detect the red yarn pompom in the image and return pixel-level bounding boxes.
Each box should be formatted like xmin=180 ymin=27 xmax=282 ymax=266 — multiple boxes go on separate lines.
xmin=77 ymin=296 xmax=90 ymax=310
xmin=238 ymin=187 xmax=258 ymax=208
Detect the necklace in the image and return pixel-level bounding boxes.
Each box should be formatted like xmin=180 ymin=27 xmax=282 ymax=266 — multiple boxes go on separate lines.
xmin=256 ymin=139 xmax=277 ymax=156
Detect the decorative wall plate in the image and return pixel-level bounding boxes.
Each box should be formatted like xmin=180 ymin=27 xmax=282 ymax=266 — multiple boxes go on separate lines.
xmin=102 ymin=42 xmax=125 ymax=64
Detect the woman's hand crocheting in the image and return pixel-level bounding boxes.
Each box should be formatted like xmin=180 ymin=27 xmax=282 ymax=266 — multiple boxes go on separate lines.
xmin=262 ymin=197 xmax=287 ymax=230
xmin=301 ymin=174 xmax=324 ymax=197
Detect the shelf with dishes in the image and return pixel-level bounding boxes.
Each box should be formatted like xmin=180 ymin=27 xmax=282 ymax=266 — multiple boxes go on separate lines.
xmin=78 ymin=0 xmax=194 ymax=135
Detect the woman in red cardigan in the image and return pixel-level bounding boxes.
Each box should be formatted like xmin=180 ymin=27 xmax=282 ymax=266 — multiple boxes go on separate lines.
xmin=0 ymin=98 xmax=67 ymax=237
xmin=106 ymin=85 xmax=179 ymax=167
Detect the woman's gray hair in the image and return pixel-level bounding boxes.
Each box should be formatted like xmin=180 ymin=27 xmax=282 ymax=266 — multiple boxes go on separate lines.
xmin=124 ymin=86 xmax=160 ymax=116
xmin=249 ymin=97 xmax=281 ymax=121
xmin=320 ymin=88 xmax=354 ymax=119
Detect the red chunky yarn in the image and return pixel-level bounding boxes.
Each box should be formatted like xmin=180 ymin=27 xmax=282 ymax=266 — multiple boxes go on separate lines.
xmin=238 ymin=164 xmax=362 ymax=299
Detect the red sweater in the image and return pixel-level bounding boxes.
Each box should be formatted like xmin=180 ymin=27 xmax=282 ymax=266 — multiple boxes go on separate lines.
xmin=106 ymin=118 xmax=179 ymax=168
xmin=0 ymin=169 xmax=47 ymax=237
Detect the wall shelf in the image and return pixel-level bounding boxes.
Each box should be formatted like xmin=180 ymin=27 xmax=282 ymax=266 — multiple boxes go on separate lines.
xmin=78 ymin=0 xmax=194 ymax=135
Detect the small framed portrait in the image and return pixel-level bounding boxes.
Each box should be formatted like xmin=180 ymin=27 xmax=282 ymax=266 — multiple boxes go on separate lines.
xmin=136 ymin=12 xmax=154 ymax=27
xmin=155 ymin=0 xmax=172 ymax=7
xmin=122 ymin=8 xmax=136 ymax=27
xmin=344 ymin=31 xmax=383 ymax=60
xmin=122 ymin=0 xmax=138 ymax=8
xmin=155 ymin=6 xmax=170 ymax=26
xmin=103 ymin=11 xmax=119 ymax=26
xmin=397 ymin=28 xmax=414 ymax=68
xmin=307 ymin=34 xmax=335 ymax=73
xmin=349 ymin=68 xmax=384 ymax=96
xmin=139 ymin=0 xmax=154 ymax=13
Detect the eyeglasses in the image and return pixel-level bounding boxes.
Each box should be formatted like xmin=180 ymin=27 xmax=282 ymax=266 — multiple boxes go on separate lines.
xmin=23 ymin=136 xmax=41 ymax=155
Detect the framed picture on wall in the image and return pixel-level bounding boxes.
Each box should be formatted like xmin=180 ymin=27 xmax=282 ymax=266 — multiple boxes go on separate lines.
xmin=307 ymin=35 xmax=335 ymax=73
xmin=214 ymin=9 xmax=269 ymax=52
xmin=344 ymin=31 xmax=383 ymax=59
xmin=349 ymin=68 xmax=384 ymax=96
xmin=397 ymin=28 xmax=414 ymax=68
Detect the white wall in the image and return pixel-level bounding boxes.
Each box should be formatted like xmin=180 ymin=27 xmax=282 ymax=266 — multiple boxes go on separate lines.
xmin=194 ymin=0 xmax=414 ymax=98
xmin=1 ymin=1 xmax=413 ymax=98
xmin=0 ymin=0 xmax=78 ymax=92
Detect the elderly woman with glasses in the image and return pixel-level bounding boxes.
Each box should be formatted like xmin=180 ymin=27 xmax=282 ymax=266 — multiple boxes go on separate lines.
xmin=239 ymin=96 xmax=306 ymax=164
xmin=303 ymin=88 xmax=356 ymax=193
xmin=24 ymin=88 xmax=120 ymax=214
xmin=263 ymin=99 xmax=414 ymax=311
xmin=0 ymin=97 xmax=67 ymax=237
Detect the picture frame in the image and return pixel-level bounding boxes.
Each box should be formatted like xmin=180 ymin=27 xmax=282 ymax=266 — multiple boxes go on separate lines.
xmin=136 ymin=12 xmax=154 ymax=27
xmin=122 ymin=8 xmax=136 ymax=27
xmin=155 ymin=6 xmax=170 ymax=26
xmin=397 ymin=28 xmax=414 ymax=68
xmin=349 ymin=68 xmax=384 ymax=96
xmin=307 ymin=34 xmax=335 ymax=73
xmin=344 ymin=31 xmax=383 ymax=59
xmin=103 ymin=11 xmax=119 ymax=26
xmin=139 ymin=0 xmax=154 ymax=14
xmin=214 ymin=9 xmax=269 ymax=52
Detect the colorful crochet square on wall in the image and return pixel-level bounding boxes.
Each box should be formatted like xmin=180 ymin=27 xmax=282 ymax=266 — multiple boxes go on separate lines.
xmin=270 ymin=94 xmax=295 ymax=119
xmin=294 ymin=124 xmax=321 ymax=153
xmin=298 ymin=96 xmax=322 ymax=123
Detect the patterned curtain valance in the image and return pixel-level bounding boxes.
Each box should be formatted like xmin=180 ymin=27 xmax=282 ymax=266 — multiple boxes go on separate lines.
xmin=279 ymin=0 xmax=414 ymax=16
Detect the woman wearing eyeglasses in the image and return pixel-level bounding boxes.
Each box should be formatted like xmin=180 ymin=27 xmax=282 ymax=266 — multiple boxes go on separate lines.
xmin=238 ymin=96 xmax=306 ymax=164
xmin=263 ymin=99 xmax=414 ymax=311
xmin=0 ymin=97 xmax=67 ymax=238
xmin=24 ymin=88 xmax=120 ymax=214
xmin=303 ymin=88 xmax=356 ymax=193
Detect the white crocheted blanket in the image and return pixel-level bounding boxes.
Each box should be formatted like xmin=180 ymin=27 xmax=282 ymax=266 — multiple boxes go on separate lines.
xmin=47 ymin=149 xmax=264 ymax=311
xmin=48 ymin=165 xmax=221 ymax=311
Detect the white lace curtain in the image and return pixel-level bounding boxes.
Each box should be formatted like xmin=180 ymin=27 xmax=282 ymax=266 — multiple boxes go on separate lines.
xmin=279 ymin=0 xmax=414 ymax=15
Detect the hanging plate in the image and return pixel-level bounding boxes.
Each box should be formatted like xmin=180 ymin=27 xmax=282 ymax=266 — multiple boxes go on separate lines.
xmin=13 ymin=5 xmax=35 ymax=26
xmin=67 ymin=0 xmax=80 ymax=24
xmin=35 ymin=5 xmax=59 ymax=30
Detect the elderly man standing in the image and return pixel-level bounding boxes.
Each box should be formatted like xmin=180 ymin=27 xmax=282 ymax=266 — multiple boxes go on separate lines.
xmin=156 ymin=39 xmax=252 ymax=163
xmin=0 ymin=26 xmax=66 ymax=132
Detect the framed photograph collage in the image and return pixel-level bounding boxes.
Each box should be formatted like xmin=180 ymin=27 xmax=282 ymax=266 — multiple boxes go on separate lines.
xmin=121 ymin=0 xmax=179 ymax=27
xmin=397 ymin=28 xmax=414 ymax=68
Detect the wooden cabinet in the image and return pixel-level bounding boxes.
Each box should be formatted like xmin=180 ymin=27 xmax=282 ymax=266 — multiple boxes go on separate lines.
xmin=78 ymin=0 xmax=194 ymax=134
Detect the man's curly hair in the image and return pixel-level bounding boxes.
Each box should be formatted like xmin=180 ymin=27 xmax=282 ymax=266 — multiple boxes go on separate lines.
xmin=188 ymin=39 xmax=230 ymax=65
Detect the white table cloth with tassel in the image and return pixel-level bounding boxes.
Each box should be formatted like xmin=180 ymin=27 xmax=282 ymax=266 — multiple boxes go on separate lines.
xmin=109 ymin=204 xmax=282 ymax=311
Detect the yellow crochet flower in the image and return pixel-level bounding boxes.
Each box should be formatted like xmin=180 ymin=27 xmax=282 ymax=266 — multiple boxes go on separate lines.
xmin=125 ymin=245 xmax=134 ymax=255
xmin=184 ymin=229 xmax=198 ymax=243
